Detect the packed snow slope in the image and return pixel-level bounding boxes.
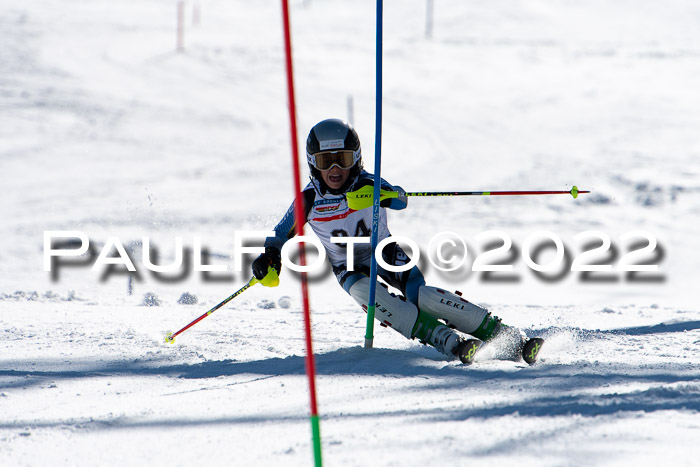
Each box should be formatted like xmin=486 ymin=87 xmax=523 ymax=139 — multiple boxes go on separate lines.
xmin=1 ymin=0 xmax=699 ymax=466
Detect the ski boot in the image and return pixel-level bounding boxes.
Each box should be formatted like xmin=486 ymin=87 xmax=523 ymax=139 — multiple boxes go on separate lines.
xmin=412 ymin=312 xmax=481 ymax=364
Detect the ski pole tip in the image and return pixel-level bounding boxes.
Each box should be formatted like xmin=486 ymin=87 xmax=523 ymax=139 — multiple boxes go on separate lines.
xmin=165 ymin=332 xmax=175 ymax=344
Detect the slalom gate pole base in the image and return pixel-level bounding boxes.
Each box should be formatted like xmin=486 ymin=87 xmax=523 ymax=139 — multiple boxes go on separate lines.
xmin=310 ymin=414 xmax=322 ymax=467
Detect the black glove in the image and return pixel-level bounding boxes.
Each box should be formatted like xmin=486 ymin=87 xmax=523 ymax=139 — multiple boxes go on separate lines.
xmin=252 ymin=246 xmax=282 ymax=280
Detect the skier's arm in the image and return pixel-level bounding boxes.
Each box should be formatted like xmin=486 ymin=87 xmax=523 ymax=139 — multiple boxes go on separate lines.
xmin=264 ymin=187 xmax=315 ymax=250
xmin=252 ymin=188 xmax=315 ymax=284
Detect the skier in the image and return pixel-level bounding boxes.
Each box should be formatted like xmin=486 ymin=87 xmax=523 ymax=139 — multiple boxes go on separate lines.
xmin=252 ymin=118 xmax=542 ymax=364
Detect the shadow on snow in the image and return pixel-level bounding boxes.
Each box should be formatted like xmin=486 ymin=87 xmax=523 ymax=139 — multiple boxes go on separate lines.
xmin=1 ymin=320 xmax=698 ymax=430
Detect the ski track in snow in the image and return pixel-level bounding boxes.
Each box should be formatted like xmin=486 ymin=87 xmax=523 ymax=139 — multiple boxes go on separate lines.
xmin=2 ymin=0 xmax=700 ymax=465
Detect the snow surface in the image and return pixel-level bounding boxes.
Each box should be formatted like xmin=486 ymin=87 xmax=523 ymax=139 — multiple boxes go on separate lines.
xmin=1 ymin=0 xmax=699 ymax=465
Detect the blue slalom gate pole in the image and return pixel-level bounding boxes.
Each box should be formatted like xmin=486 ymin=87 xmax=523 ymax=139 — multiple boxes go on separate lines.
xmin=365 ymin=0 xmax=383 ymax=349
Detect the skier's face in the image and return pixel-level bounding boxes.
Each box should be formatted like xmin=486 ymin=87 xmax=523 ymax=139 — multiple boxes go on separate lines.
xmin=321 ymin=166 xmax=351 ymax=190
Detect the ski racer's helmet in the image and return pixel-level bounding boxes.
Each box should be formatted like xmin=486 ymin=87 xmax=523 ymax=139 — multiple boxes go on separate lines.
xmin=306 ymin=118 xmax=363 ymax=194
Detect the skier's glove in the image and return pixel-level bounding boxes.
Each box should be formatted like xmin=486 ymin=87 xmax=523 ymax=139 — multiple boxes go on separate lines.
xmin=252 ymin=246 xmax=282 ymax=286
xmin=379 ymin=187 xmax=408 ymax=209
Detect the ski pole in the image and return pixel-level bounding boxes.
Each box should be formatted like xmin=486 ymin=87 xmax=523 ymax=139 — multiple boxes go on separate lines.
xmin=346 ymin=185 xmax=589 ymax=210
xmin=164 ymin=268 xmax=279 ymax=344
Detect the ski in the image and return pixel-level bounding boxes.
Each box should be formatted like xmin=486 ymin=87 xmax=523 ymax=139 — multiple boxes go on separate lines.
xmin=459 ymin=336 xmax=544 ymax=365
xmin=522 ymin=338 xmax=544 ymax=365
xmin=456 ymin=338 xmax=482 ymax=365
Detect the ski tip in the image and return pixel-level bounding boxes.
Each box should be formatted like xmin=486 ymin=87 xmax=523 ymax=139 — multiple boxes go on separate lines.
xmin=457 ymin=339 xmax=482 ymax=365
xmin=165 ymin=332 xmax=175 ymax=344
xmin=522 ymin=338 xmax=544 ymax=365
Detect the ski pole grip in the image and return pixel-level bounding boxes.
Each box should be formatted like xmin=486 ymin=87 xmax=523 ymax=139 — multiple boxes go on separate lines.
xmin=346 ymin=186 xmax=399 ymax=210
xmin=255 ymin=266 xmax=280 ymax=287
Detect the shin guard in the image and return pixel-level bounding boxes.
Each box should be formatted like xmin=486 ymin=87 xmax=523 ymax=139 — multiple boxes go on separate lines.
xmin=417 ymin=286 xmax=489 ymax=335
xmin=348 ymin=277 xmax=418 ymax=339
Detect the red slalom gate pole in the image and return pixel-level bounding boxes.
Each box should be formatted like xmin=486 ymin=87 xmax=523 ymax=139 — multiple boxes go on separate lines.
xmin=280 ymin=1 xmax=323 ymax=465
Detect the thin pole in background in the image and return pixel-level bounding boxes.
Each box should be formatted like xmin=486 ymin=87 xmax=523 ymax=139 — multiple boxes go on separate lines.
xmin=347 ymin=95 xmax=355 ymax=126
xmin=176 ymin=1 xmax=185 ymax=52
xmin=426 ymin=0 xmax=434 ymax=39
xmin=280 ymin=1 xmax=323 ymax=465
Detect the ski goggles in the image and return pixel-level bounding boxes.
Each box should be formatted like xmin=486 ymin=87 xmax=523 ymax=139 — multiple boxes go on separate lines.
xmin=308 ymin=150 xmax=360 ymax=171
